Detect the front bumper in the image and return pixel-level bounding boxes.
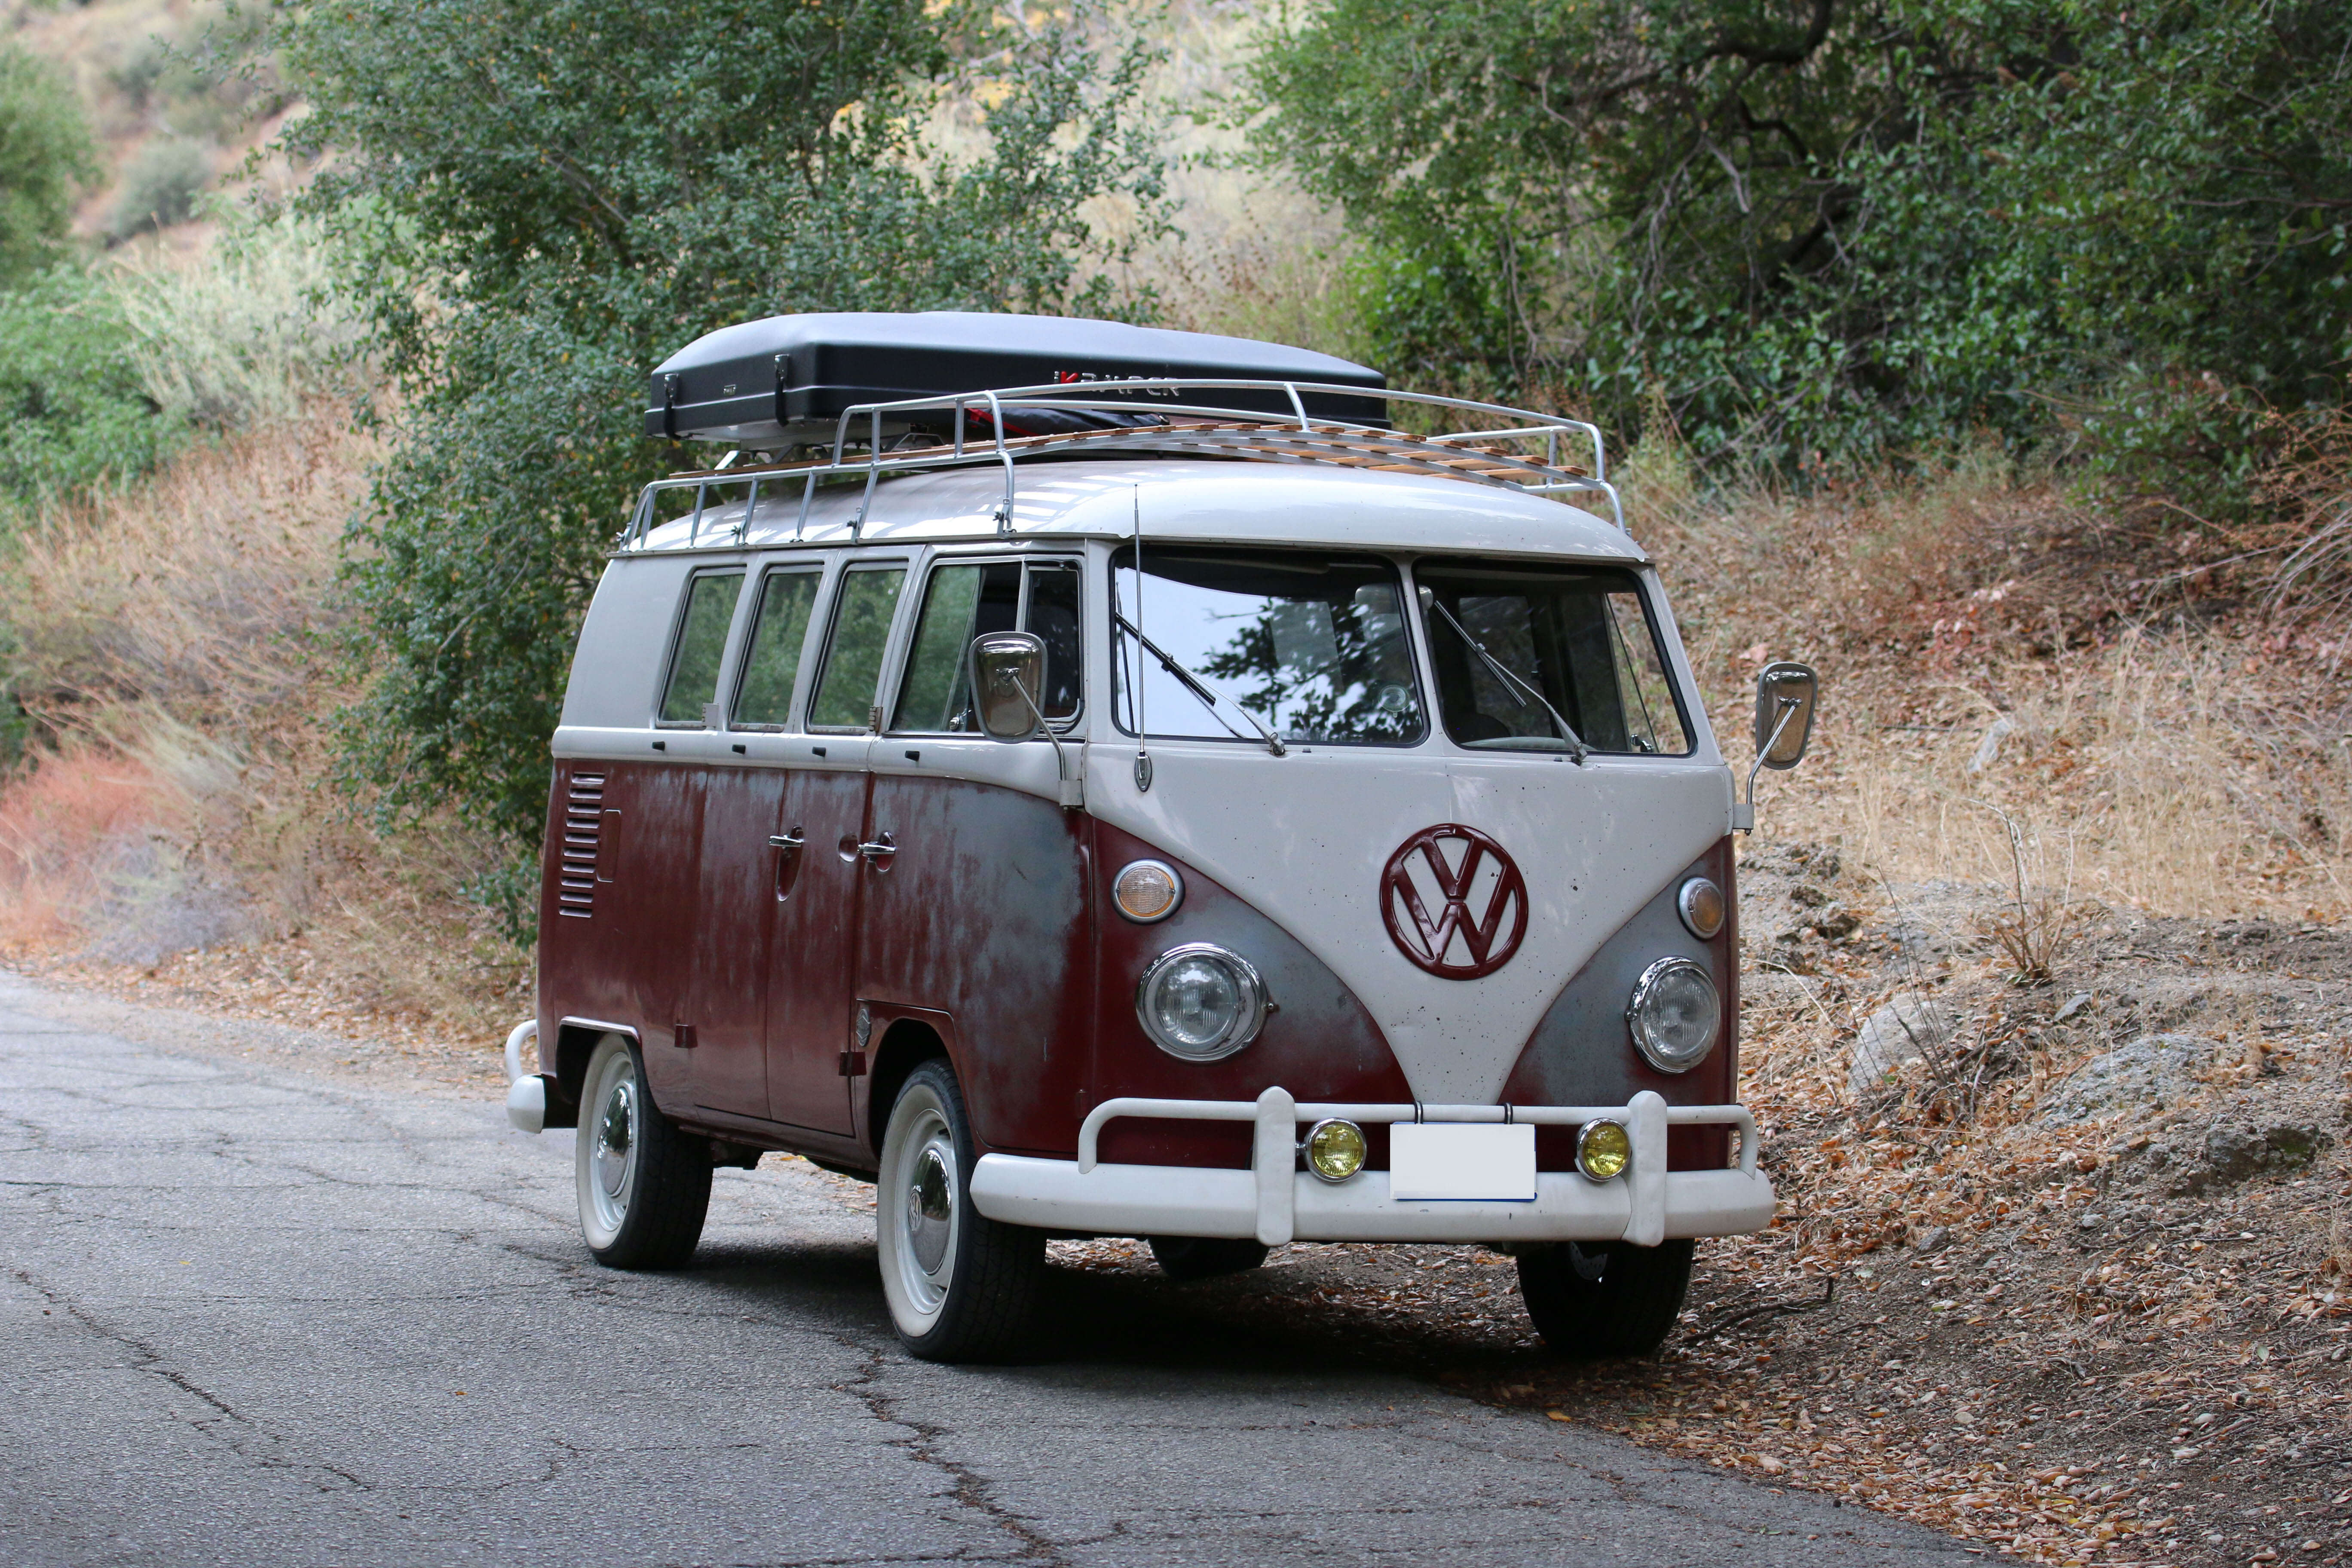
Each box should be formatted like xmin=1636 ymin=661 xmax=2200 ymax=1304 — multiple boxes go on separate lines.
xmin=968 ymin=1088 xmax=1774 ymax=1247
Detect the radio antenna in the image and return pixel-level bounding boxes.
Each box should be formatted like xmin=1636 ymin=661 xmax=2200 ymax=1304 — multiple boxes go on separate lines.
xmin=1132 ymin=485 xmax=1152 ymax=793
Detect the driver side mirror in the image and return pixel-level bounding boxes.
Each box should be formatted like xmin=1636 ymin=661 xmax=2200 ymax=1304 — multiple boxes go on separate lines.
xmin=969 ymin=631 xmax=1047 ymax=742
xmin=1752 ymin=661 xmax=1819 ymax=769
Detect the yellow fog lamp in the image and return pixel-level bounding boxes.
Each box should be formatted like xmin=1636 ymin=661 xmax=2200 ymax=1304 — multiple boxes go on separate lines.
xmin=1576 ymin=1119 xmax=1632 ymax=1182
xmin=1303 ymin=1118 xmax=1367 ymax=1183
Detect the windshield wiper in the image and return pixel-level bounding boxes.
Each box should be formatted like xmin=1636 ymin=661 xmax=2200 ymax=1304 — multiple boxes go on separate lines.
xmin=1112 ymin=611 xmax=1288 ymax=757
xmin=1418 ymin=587 xmax=1590 ymax=765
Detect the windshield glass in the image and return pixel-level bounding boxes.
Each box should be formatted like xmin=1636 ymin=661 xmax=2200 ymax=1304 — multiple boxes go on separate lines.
xmin=1416 ymin=561 xmax=1691 ymax=755
xmin=1112 ymin=548 xmax=1424 ymax=746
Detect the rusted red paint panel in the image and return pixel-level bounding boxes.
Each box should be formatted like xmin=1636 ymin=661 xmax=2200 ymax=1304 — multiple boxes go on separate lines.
xmin=1499 ymin=837 xmax=1740 ymax=1172
xmin=538 ymin=758 xmax=707 ymax=1116
xmin=687 ymin=766 xmax=788 ymax=1117
xmin=856 ymin=771 xmax=1091 ymax=1155
xmin=1087 ymin=821 xmax=1414 ymax=1168
xmin=763 ymin=768 xmax=868 ymax=1135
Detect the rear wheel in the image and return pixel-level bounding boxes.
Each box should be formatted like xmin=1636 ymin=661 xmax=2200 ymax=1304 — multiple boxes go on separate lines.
xmin=1517 ymin=1238 xmax=1694 ymax=1357
xmin=876 ymin=1060 xmax=1045 ymax=1361
xmin=1148 ymin=1237 xmax=1270 ymax=1281
xmin=576 ymin=1033 xmax=711 ymax=1269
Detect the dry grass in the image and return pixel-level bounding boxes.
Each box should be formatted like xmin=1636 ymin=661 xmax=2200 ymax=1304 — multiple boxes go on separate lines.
xmin=0 ymin=743 xmax=173 ymax=947
xmin=1626 ymin=440 xmax=2352 ymax=927
xmin=2264 ymin=406 xmax=2352 ymax=644
xmin=5 ymin=409 xmax=356 ymax=721
xmin=0 ymin=407 xmax=531 ymax=1040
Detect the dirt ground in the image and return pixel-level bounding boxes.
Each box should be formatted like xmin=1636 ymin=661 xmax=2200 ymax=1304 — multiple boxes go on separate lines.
xmin=9 ymin=836 xmax=2349 ymax=1568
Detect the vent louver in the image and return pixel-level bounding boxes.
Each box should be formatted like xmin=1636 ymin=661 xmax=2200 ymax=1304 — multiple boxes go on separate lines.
xmin=558 ymin=773 xmax=605 ymax=919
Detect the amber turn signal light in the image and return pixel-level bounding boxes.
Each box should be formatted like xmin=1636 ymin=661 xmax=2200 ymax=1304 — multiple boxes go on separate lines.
xmin=1113 ymin=859 xmax=1183 ymax=922
xmin=1677 ymin=876 xmax=1726 ymax=939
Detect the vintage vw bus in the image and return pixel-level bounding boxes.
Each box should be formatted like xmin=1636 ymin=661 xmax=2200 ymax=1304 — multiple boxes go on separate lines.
xmin=502 ymin=312 xmax=1819 ymax=1362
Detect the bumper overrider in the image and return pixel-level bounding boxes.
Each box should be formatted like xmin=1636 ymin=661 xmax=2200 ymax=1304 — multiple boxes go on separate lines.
xmin=968 ymin=1088 xmax=1774 ymax=1247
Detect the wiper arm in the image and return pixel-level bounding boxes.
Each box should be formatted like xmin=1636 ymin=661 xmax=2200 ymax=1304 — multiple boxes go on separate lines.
xmin=1418 ymin=587 xmax=1590 ymax=765
xmin=1112 ymin=611 xmax=1289 ymax=758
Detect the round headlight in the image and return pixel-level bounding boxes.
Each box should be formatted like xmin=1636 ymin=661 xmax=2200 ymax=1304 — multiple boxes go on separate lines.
xmin=1576 ymin=1118 xmax=1632 ymax=1182
xmin=1113 ymin=859 xmax=1183 ymax=923
xmin=1626 ymin=956 xmax=1721 ymax=1073
xmin=1135 ymin=943 xmax=1268 ymax=1062
xmin=1304 ymin=1119 xmax=1366 ymax=1183
xmin=1677 ymin=876 xmax=1726 ymax=940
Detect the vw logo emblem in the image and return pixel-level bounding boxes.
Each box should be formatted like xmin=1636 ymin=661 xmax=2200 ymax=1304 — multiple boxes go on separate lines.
xmin=1379 ymin=824 xmax=1528 ymax=980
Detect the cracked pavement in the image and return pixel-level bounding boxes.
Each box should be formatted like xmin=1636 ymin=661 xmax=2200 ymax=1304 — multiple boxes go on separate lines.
xmin=0 ymin=975 xmax=1971 ymax=1567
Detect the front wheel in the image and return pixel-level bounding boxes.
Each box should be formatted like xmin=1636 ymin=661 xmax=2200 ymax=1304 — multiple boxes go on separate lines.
xmin=575 ymin=1033 xmax=712 ymax=1269
xmin=1517 ymin=1238 xmax=1694 ymax=1357
xmin=876 ymin=1060 xmax=1045 ymax=1362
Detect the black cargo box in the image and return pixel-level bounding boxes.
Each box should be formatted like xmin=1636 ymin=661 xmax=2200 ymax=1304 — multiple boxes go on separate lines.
xmin=645 ymin=311 xmax=1387 ymax=445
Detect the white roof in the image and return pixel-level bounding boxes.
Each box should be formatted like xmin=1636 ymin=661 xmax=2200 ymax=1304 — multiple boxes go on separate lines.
xmin=630 ymin=458 xmax=1645 ymax=563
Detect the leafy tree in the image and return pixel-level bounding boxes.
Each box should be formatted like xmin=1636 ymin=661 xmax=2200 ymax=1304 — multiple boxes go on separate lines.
xmin=1247 ymin=0 xmax=2352 ymax=472
xmin=0 ymin=41 xmax=98 ymax=285
xmin=279 ymin=0 xmax=1167 ymax=873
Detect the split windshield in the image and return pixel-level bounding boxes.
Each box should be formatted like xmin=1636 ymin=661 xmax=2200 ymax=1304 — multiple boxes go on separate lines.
xmin=1111 ymin=548 xmax=1424 ymax=746
xmin=1415 ymin=561 xmax=1690 ymax=756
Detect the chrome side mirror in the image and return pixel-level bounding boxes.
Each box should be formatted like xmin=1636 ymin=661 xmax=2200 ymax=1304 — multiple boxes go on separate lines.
xmin=969 ymin=631 xmax=1047 ymax=742
xmin=1753 ymin=661 xmax=1819 ymax=770
xmin=1733 ymin=660 xmax=1819 ymax=833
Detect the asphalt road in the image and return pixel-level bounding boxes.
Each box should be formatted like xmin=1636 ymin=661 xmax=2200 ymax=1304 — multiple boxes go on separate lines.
xmin=0 ymin=975 xmax=1970 ymax=1568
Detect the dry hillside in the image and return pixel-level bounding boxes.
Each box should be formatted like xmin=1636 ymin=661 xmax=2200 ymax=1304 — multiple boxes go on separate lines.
xmin=5 ymin=7 xmax=2352 ymax=1565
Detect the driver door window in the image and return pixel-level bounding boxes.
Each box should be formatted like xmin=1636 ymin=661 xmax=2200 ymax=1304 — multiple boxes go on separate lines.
xmin=891 ymin=559 xmax=1083 ymax=733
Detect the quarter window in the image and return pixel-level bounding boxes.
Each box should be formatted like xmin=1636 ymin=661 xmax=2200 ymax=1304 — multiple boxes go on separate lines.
xmin=657 ymin=569 xmax=745 ymax=725
xmin=1026 ymin=562 xmax=1081 ymax=720
xmin=1416 ymin=562 xmax=1691 ymax=755
xmin=808 ymin=565 xmax=907 ymax=730
xmin=892 ymin=559 xmax=1083 ymax=733
xmin=731 ymin=570 xmax=821 ymax=728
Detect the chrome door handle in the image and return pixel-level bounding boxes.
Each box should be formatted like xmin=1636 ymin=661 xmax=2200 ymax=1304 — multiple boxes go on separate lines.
xmin=856 ymin=832 xmax=897 ymax=864
xmin=768 ymin=830 xmax=805 ymax=851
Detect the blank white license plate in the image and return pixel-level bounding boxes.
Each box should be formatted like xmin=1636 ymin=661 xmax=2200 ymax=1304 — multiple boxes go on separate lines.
xmin=1388 ymin=1123 xmax=1537 ymax=1202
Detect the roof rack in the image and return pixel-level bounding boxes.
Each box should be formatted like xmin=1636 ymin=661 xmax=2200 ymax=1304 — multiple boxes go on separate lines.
xmin=621 ymin=379 xmax=1620 ymax=551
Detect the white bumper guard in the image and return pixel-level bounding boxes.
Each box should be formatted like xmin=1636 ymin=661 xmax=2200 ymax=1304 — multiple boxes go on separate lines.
xmin=504 ymin=1020 xmax=549 ymax=1134
xmin=969 ymin=1089 xmax=1774 ymax=1248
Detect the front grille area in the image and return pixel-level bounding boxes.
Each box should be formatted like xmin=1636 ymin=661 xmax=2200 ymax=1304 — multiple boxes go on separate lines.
xmin=558 ymin=773 xmax=605 ymax=919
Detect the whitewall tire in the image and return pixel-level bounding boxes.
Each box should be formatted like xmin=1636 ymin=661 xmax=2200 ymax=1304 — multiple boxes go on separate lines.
xmin=575 ymin=1033 xmax=712 ymax=1270
xmin=876 ymin=1060 xmax=1044 ymax=1361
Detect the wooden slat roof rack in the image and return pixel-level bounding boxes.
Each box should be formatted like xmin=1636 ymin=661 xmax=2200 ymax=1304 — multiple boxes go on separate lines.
xmin=623 ymin=380 xmax=1620 ymax=550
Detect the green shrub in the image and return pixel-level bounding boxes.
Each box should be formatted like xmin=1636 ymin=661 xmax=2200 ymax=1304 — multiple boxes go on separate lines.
xmin=1248 ymin=0 xmax=2352 ymax=484
xmin=0 ymin=41 xmax=100 ymax=285
xmin=106 ymin=138 xmax=212 ymax=242
xmin=0 ymin=267 xmax=179 ymax=511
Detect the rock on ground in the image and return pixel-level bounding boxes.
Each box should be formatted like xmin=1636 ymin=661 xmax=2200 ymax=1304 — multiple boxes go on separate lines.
xmin=1850 ymin=992 xmax=1957 ymax=1096
xmin=2038 ymin=1032 xmax=2218 ymax=1127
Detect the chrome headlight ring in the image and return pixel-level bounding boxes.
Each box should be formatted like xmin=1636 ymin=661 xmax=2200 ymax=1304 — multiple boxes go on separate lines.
xmin=1134 ymin=943 xmax=1269 ymax=1062
xmin=1626 ymin=955 xmax=1721 ymax=1074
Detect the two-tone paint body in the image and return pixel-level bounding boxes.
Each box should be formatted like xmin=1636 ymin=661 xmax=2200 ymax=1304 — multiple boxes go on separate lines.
xmin=533 ymin=458 xmax=1774 ymax=1246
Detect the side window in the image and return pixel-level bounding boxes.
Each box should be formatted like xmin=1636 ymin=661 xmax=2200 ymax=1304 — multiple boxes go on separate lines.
xmin=657 ymin=569 xmax=745 ymax=725
xmin=893 ymin=562 xmax=1020 ymax=732
xmin=731 ymin=569 xmax=821 ymax=728
xmin=1025 ymin=563 xmax=1082 ymax=720
xmin=808 ymin=565 xmax=908 ymax=730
